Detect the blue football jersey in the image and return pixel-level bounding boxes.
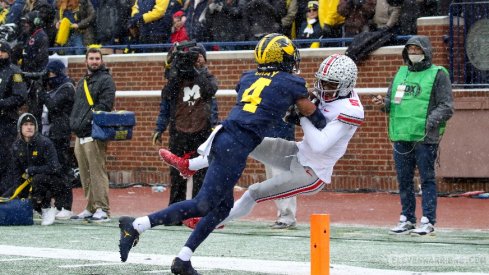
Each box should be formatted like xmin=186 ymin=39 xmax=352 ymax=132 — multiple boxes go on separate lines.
xmin=224 ymin=70 xmax=308 ymax=140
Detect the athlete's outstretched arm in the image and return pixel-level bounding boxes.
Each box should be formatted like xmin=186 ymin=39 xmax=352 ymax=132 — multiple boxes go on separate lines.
xmin=300 ymin=117 xmax=352 ymax=154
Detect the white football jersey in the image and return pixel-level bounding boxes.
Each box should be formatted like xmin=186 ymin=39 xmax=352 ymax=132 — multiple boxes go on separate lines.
xmin=297 ymin=91 xmax=364 ymax=183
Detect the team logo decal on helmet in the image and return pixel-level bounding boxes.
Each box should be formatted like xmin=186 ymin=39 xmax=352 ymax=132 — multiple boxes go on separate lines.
xmin=255 ymin=33 xmax=300 ymax=73
xmin=314 ymin=54 xmax=357 ymax=102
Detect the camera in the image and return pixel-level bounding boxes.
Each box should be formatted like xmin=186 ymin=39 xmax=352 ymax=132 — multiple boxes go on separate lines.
xmin=22 ymin=70 xmax=47 ymax=80
xmin=168 ymin=41 xmax=199 ymax=79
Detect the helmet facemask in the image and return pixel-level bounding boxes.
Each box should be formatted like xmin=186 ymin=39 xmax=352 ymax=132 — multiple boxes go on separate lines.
xmin=314 ymin=79 xmax=340 ymax=102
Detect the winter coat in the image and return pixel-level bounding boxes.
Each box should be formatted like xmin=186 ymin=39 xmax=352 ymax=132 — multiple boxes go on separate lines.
xmin=95 ymin=0 xmax=132 ymax=44
xmin=12 ymin=114 xmax=61 ymax=178
xmin=132 ymin=0 xmax=172 ymax=38
xmin=21 ymin=28 xmax=49 ymax=73
xmin=205 ymin=0 xmax=245 ymax=42
xmin=242 ymin=0 xmax=287 ymax=39
xmin=185 ymin=0 xmax=210 ymax=41
xmin=0 ymin=62 xmax=28 ymax=129
xmin=373 ymin=0 xmax=400 ymax=29
xmin=38 ymin=78 xmax=75 ymax=140
xmin=54 ymin=0 xmax=96 ymax=45
xmin=69 ymin=66 xmax=115 ymax=138
xmin=338 ymin=0 xmax=376 ymax=37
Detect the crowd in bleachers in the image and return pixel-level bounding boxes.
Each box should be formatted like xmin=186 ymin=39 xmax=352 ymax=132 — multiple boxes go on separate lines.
xmin=0 ymin=0 xmax=452 ymax=53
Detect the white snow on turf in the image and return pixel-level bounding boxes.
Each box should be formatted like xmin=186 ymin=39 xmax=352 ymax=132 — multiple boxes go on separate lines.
xmin=0 ymin=245 xmax=487 ymax=275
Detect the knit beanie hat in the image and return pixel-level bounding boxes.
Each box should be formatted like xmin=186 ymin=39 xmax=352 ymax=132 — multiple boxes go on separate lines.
xmin=0 ymin=40 xmax=12 ymax=56
xmin=46 ymin=60 xmax=66 ymax=76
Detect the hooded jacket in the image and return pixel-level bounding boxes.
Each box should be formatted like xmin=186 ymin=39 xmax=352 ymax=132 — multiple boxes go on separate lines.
xmin=385 ymin=35 xmax=454 ymax=144
xmin=12 ymin=113 xmax=61 ymax=179
xmin=70 ymin=65 xmax=116 ymax=138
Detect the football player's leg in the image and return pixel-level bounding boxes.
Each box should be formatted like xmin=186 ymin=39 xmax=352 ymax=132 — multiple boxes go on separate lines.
xmin=250 ymin=138 xmax=298 ymax=170
xmin=251 ymin=156 xmax=324 ymax=203
xmin=219 ymin=190 xmax=256 ymax=226
xmin=184 ymin=190 xmax=234 ymax=251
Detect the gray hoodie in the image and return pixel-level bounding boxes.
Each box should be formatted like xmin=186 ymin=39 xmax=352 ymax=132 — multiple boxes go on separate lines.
xmin=385 ymin=35 xmax=454 ymax=144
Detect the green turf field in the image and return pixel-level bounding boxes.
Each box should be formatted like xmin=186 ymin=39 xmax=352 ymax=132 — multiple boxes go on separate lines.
xmin=1 ymin=218 xmax=488 ymax=274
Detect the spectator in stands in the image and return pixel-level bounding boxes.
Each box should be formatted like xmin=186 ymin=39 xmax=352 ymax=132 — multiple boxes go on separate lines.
xmin=54 ymin=0 xmax=96 ymax=55
xmin=337 ymin=0 xmax=376 ymax=37
xmin=372 ymin=36 xmax=453 ymax=236
xmin=170 ymin=10 xmax=189 ymax=44
xmin=242 ymin=0 xmax=287 ymax=41
xmin=0 ymin=1 xmax=9 ymax=25
xmin=185 ymin=0 xmax=210 ymax=42
xmin=398 ymin=0 xmax=421 ymax=35
xmin=371 ymin=0 xmax=401 ymax=32
xmin=152 ymin=43 xmax=218 ymax=207
xmin=7 ymin=113 xmax=63 ymax=226
xmin=319 ymin=0 xmax=345 ymax=41
xmin=205 ymin=0 xmax=245 ymax=50
xmin=294 ymin=0 xmax=309 ymax=38
xmin=38 ymin=59 xmax=75 ymax=220
xmin=298 ymin=0 xmax=322 ymax=46
xmin=6 ymin=0 xmax=25 ymax=26
xmin=22 ymin=0 xmax=56 ymax=46
xmin=281 ymin=0 xmax=298 ymax=38
xmin=95 ymin=0 xmax=132 ymax=45
xmin=129 ymin=0 xmax=180 ymax=48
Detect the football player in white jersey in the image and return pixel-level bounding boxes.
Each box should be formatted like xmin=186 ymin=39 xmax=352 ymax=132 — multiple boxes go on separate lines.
xmin=159 ymin=54 xmax=365 ymax=227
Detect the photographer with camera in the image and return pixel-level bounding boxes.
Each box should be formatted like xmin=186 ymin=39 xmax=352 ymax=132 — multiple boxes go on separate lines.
xmin=0 ymin=40 xmax=28 ymax=195
xmin=152 ymin=41 xmax=218 ymax=207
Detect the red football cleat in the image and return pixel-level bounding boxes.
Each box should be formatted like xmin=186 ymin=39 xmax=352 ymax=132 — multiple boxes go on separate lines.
xmin=182 ymin=217 xmax=225 ymax=230
xmin=182 ymin=217 xmax=201 ymax=229
xmin=159 ymin=148 xmax=196 ymax=178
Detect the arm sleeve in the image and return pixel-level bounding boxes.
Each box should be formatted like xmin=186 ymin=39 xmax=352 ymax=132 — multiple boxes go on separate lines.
xmin=155 ymin=96 xmax=170 ymax=132
xmin=300 ymin=116 xmax=354 ymax=154
xmin=195 ymin=71 xmax=218 ymax=99
xmin=77 ymin=0 xmax=96 ymax=29
xmin=0 ymin=74 xmax=27 ymax=109
xmin=426 ymin=69 xmax=454 ymax=129
xmin=143 ymin=0 xmax=170 ymax=23
xmin=93 ymin=77 xmax=116 ymax=112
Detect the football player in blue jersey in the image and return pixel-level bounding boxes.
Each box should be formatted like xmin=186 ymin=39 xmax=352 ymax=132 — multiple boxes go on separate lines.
xmin=118 ymin=33 xmax=326 ymax=275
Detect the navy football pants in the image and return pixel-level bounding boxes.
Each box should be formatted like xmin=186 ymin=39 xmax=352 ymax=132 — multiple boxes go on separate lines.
xmin=148 ymin=129 xmax=257 ymax=251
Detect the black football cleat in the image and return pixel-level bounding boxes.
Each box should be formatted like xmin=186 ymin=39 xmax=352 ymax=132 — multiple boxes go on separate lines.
xmin=171 ymin=257 xmax=201 ymax=275
xmin=119 ymin=216 xmax=139 ymax=262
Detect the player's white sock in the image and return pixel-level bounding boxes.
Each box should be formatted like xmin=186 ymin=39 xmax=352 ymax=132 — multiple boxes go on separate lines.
xmin=188 ymin=156 xmax=209 ymax=171
xmin=219 ymin=191 xmax=256 ymax=226
xmin=177 ymin=246 xmax=193 ymax=261
xmin=132 ymin=216 xmax=151 ymax=234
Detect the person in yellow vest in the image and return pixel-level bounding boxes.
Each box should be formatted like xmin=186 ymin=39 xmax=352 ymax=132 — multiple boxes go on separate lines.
xmin=372 ymin=36 xmax=454 ymax=236
xmin=318 ymin=0 xmax=344 ymax=40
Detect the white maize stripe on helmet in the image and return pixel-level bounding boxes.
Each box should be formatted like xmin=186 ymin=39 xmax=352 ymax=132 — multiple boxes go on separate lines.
xmin=314 ymin=54 xmax=357 ymax=101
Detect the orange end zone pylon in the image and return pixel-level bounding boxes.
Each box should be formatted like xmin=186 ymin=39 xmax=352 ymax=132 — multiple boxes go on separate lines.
xmin=311 ymin=214 xmax=330 ymax=275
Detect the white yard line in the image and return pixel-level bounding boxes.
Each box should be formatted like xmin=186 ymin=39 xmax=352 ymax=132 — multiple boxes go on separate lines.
xmin=0 ymin=245 xmax=308 ymax=274
xmin=1 ymin=245 xmax=486 ymax=275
